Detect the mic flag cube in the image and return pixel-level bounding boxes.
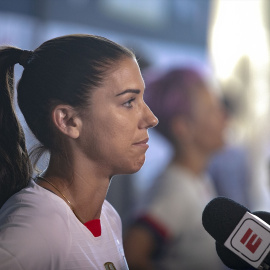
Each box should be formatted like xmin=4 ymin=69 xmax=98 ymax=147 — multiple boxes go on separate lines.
xmin=224 ymin=212 xmax=270 ymax=269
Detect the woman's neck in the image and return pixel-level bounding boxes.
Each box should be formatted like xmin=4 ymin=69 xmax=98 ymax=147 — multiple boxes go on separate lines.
xmin=172 ymin=148 xmax=210 ymax=176
xmin=38 ymin=154 xmax=111 ymax=223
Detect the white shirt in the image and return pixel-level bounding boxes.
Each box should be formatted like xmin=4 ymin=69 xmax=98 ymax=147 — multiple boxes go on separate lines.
xmin=0 ymin=180 xmax=128 ymax=270
xmin=141 ymin=164 xmax=223 ymax=270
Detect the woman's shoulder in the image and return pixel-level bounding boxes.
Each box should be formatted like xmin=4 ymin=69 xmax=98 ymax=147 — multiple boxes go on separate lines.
xmin=0 ymin=179 xmax=71 ymax=244
xmin=1 ymin=179 xmax=69 ymax=220
xmin=0 ymin=180 xmax=71 ymax=269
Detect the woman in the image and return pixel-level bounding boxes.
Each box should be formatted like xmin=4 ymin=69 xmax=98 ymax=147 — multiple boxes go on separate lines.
xmin=124 ymin=67 xmax=226 ymax=270
xmin=0 ymin=34 xmax=158 ymax=269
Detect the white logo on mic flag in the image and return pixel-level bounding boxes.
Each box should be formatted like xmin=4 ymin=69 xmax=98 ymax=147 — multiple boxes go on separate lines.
xmin=224 ymin=212 xmax=270 ymax=268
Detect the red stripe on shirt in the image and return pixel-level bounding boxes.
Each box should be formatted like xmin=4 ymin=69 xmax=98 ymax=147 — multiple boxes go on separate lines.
xmin=84 ymin=219 xmax=101 ymax=237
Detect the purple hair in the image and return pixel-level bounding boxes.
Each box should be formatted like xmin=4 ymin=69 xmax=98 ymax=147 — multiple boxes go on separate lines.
xmin=145 ymin=67 xmax=208 ymax=141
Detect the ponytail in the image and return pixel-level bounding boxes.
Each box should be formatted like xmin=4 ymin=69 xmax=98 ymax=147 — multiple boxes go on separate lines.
xmin=0 ymin=46 xmax=32 ymax=208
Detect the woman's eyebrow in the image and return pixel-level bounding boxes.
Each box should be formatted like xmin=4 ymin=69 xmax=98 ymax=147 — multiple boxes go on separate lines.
xmin=115 ymin=89 xmax=141 ymax=97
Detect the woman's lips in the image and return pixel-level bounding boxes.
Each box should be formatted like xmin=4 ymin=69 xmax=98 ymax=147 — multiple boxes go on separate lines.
xmin=133 ymin=138 xmax=149 ymax=149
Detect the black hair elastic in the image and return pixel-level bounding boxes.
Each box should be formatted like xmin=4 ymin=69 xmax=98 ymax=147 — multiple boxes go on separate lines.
xmin=18 ymin=50 xmax=33 ymax=67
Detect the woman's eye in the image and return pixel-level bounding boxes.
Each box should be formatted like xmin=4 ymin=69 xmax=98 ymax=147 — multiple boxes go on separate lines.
xmin=123 ymin=98 xmax=135 ymax=108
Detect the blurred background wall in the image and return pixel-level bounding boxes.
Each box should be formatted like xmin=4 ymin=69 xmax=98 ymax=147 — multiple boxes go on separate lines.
xmin=2 ymin=0 xmax=270 ymax=227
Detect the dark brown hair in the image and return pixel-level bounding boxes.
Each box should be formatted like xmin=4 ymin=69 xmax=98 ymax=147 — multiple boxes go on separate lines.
xmin=0 ymin=47 xmax=32 ymax=207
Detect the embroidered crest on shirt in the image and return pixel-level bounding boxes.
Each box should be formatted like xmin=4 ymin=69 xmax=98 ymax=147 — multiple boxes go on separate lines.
xmin=104 ymin=262 xmax=117 ymax=270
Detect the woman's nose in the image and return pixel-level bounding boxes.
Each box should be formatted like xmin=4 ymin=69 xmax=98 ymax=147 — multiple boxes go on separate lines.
xmin=143 ymin=104 xmax=159 ymax=129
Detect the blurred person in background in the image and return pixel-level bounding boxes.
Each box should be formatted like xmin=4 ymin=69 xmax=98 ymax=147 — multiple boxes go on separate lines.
xmin=208 ymin=94 xmax=252 ymax=209
xmin=124 ymin=67 xmax=226 ymax=270
xmin=0 ymin=34 xmax=158 ymax=269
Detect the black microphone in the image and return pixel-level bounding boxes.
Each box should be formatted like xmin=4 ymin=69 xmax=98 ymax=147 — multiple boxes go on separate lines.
xmin=202 ymin=197 xmax=270 ymax=269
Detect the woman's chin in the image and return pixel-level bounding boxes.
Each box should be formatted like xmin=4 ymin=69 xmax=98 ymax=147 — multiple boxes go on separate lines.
xmin=122 ymin=161 xmax=145 ymax=175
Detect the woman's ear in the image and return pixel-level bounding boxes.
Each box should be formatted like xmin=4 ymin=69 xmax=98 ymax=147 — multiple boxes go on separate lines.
xmin=52 ymin=105 xmax=82 ymax=139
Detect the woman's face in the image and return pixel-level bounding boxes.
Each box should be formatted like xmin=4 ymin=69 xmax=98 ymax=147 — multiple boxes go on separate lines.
xmin=78 ymin=57 xmax=158 ymax=176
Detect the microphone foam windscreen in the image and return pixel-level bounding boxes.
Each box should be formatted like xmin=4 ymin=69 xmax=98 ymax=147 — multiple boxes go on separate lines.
xmin=253 ymin=211 xmax=270 ymax=224
xmin=202 ymin=197 xmax=249 ymax=244
xmin=216 ymin=241 xmax=255 ymax=269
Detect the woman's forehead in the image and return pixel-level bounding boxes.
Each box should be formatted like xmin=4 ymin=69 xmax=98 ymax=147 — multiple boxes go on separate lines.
xmin=100 ymin=57 xmax=144 ymax=95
